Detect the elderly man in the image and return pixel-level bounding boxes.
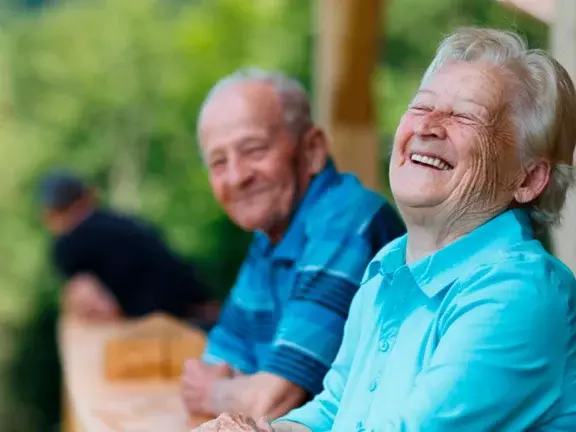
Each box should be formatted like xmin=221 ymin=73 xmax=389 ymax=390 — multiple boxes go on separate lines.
xmin=40 ymin=171 xmax=214 ymax=322
xmin=196 ymin=27 xmax=576 ymax=431
xmin=181 ymin=69 xmax=406 ymax=420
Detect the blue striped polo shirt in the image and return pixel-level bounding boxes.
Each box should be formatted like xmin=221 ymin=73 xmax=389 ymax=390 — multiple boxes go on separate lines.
xmin=202 ymin=160 xmax=406 ymax=395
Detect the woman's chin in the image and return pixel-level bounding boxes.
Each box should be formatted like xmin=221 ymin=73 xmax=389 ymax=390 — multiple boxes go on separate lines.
xmin=393 ymin=190 xmax=446 ymax=209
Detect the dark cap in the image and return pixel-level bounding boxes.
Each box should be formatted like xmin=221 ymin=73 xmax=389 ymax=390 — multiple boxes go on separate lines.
xmin=38 ymin=170 xmax=89 ymax=211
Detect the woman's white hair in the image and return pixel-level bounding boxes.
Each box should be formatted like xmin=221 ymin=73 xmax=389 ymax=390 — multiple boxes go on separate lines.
xmin=423 ymin=27 xmax=576 ymax=226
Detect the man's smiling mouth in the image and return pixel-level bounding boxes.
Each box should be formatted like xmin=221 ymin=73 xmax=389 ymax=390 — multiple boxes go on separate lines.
xmin=410 ymin=153 xmax=453 ymax=171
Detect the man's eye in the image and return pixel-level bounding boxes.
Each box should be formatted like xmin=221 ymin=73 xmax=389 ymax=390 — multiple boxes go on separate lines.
xmin=209 ymin=159 xmax=226 ymax=169
xmin=246 ymin=146 xmax=267 ymax=157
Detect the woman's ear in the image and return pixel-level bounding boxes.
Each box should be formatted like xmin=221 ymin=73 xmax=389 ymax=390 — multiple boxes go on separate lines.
xmin=513 ymin=161 xmax=551 ymax=205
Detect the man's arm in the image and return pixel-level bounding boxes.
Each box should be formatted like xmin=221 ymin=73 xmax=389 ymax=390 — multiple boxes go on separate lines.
xmin=208 ymin=277 xmax=369 ymax=423
xmin=210 ymin=372 xmax=307 ymax=419
xmin=199 ymin=206 xmax=383 ymax=419
xmin=202 ymin=295 xmax=257 ymax=374
xmin=272 ymin=284 xmax=366 ymax=431
xmin=378 ymin=262 xmax=571 ymax=431
xmin=204 ymin=231 xmax=373 ymax=419
xmin=183 ymin=258 xmax=263 ymax=417
xmin=199 ymin=286 xmax=366 ymax=430
xmin=250 ymin=233 xmax=373 ymax=413
xmin=182 ymin=294 xmax=257 ymax=416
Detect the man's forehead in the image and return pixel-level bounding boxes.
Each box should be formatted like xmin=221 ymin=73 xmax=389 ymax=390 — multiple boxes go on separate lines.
xmin=198 ymin=82 xmax=286 ymax=154
xmin=200 ymin=81 xmax=282 ymax=128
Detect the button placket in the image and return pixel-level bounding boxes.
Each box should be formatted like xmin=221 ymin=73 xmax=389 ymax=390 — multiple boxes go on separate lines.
xmin=378 ymin=325 xmax=399 ymax=353
xmin=377 ymin=267 xmax=416 ymax=356
xmin=377 ymin=273 xmax=410 ymax=348
xmin=368 ymin=377 xmax=379 ymax=392
xmin=367 ymin=268 xmax=417 ymax=430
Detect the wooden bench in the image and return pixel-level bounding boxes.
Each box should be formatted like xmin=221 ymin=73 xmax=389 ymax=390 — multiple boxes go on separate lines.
xmin=59 ymin=313 xmax=211 ymax=431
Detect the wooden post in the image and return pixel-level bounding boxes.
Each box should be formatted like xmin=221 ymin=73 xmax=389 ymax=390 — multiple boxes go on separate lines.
xmin=314 ymin=0 xmax=383 ymax=191
xmin=495 ymin=0 xmax=553 ymax=23
xmin=62 ymin=386 xmax=80 ymax=432
xmin=550 ymin=0 xmax=576 ymax=273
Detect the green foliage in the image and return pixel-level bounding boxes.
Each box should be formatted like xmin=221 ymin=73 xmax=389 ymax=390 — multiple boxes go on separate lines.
xmin=0 ymin=0 xmax=312 ymax=429
xmin=0 ymin=0 xmax=313 ymax=296
xmin=5 ymin=274 xmax=61 ymax=432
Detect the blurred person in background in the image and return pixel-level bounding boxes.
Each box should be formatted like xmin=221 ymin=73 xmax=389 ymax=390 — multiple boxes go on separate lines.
xmin=40 ymin=171 xmax=218 ymax=327
xmin=198 ymin=27 xmax=576 ymax=431
xmin=180 ymin=68 xmax=406 ymax=420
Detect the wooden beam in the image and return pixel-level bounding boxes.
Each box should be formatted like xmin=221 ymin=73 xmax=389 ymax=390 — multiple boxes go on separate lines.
xmin=314 ymin=0 xmax=383 ymax=191
xmin=496 ymin=0 xmax=554 ymax=24
xmin=550 ymin=0 xmax=576 ymax=273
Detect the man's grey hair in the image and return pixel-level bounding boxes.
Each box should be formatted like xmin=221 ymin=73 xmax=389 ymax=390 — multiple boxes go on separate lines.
xmin=198 ymin=68 xmax=313 ymax=141
xmin=422 ymin=27 xmax=576 ymax=226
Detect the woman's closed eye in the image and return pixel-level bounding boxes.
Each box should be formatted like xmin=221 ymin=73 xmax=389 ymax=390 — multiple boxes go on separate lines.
xmin=452 ymin=112 xmax=477 ymax=124
xmin=409 ymin=105 xmax=433 ymax=114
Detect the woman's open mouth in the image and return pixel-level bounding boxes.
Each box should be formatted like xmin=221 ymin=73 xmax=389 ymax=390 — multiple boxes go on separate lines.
xmin=410 ymin=153 xmax=453 ymax=171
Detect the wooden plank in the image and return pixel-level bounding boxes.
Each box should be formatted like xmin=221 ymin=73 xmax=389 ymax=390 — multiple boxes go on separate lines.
xmin=59 ymin=315 xmax=211 ymax=431
xmin=496 ymin=0 xmax=554 ymax=24
xmin=104 ymin=313 xmax=205 ymax=382
xmin=550 ymin=0 xmax=576 ymax=273
xmin=314 ymin=0 xmax=383 ymax=191
xmin=63 ymin=385 xmax=82 ymax=432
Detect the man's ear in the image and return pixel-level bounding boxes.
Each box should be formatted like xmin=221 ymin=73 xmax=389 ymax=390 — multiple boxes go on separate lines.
xmin=513 ymin=161 xmax=551 ymax=204
xmin=300 ymin=127 xmax=328 ymax=175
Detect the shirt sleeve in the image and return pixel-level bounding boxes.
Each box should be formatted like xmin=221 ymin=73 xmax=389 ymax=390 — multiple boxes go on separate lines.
xmin=180 ymin=263 xmax=211 ymax=304
xmin=274 ymin=285 xmax=365 ymax=431
xmin=380 ymin=262 xmax=571 ymax=431
xmin=52 ymin=237 xmax=85 ymax=279
xmin=261 ymin=232 xmax=373 ymax=395
xmin=201 ymin=263 xmax=257 ymax=374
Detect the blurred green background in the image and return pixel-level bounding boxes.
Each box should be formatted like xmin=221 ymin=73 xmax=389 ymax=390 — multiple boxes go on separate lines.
xmin=0 ymin=0 xmax=546 ymax=430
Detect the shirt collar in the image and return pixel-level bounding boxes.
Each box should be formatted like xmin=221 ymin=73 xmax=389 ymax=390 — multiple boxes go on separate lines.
xmin=380 ymin=209 xmax=535 ymax=298
xmin=252 ymin=159 xmax=341 ymax=262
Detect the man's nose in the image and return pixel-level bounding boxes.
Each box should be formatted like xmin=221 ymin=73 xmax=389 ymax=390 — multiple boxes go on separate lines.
xmin=227 ymin=157 xmax=254 ymax=187
xmin=414 ymin=112 xmax=447 ymax=140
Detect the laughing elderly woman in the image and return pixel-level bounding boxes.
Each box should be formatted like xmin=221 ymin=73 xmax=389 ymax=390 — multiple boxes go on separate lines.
xmin=193 ymin=27 xmax=576 ymax=432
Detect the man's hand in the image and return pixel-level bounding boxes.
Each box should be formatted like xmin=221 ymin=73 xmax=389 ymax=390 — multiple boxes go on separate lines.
xmin=211 ymin=372 xmax=307 ymax=419
xmin=182 ymin=359 xmax=233 ymax=416
xmin=191 ymin=413 xmax=273 ymax=431
xmin=63 ymin=273 xmax=121 ymax=321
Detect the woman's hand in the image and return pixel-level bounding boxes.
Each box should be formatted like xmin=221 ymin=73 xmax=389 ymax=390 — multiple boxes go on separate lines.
xmin=191 ymin=413 xmax=273 ymax=431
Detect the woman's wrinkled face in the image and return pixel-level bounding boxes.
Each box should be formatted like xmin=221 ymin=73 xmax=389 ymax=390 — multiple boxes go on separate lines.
xmin=389 ymin=60 xmax=524 ymax=226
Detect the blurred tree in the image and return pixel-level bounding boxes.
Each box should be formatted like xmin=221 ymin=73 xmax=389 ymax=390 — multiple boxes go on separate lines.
xmin=0 ymin=0 xmax=312 ymax=295
xmin=5 ymin=273 xmax=61 ymax=432
xmin=0 ymin=0 xmax=312 ymax=429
